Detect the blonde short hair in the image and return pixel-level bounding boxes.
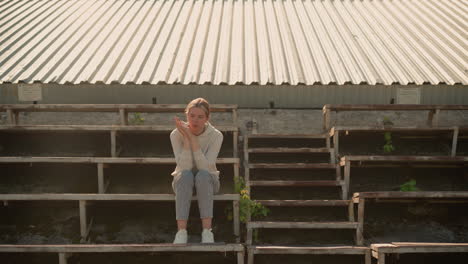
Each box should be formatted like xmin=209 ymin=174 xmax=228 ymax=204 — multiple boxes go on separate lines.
xmin=185 ymin=98 xmax=210 ymax=117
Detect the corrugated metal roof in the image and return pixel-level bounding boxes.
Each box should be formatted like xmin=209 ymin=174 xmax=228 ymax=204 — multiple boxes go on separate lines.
xmin=0 ymin=0 xmax=467 ymax=86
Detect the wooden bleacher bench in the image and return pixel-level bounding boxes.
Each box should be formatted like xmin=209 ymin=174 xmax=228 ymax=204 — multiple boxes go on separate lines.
xmin=0 ymin=244 xmax=245 ymax=264
xmin=0 ymin=104 xmax=240 ymax=157
xmin=339 ymin=156 xmax=468 ymax=199
xmin=322 ymin=104 xmax=468 ymax=131
xmin=352 ymin=191 xmax=468 ymax=246
xmin=247 ymin=245 xmax=371 ymax=264
xmin=0 ymin=156 xmax=240 ymax=197
xmin=370 ymin=242 xmax=468 ymax=264
xmin=0 ymin=104 xmax=237 ymax=124
xmin=0 ymin=193 xmax=240 ymax=245
xmin=330 ymin=126 xmax=461 ymax=158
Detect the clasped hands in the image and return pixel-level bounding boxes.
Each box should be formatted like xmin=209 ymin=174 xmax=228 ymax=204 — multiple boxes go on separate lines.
xmin=174 ymin=117 xmax=199 ymax=151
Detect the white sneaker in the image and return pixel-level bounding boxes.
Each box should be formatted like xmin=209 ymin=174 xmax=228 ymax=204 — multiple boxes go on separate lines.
xmin=201 ymin=229 xmax=214 ymax=243
xmin=173 ymin=229 xmax=188 ymax=244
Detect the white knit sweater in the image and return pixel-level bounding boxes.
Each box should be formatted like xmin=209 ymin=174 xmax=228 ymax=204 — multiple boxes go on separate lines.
xmin=170 ymin=122 xmax=223 ymax=179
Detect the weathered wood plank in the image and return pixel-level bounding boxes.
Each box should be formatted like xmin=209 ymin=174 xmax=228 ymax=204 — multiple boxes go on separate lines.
xmin=0 ymin=104 xmax=237 ymax=112
xmin=323 ymin=104 xmax=468 ymax=111
xmin=0 ymin=194 xmax=240 ymax=201
xmin=248 ymin=148 xmax=331 ymax=153
xmin=372 ymin=243 xmax=468 ymax=254
xmin=354 ymin=192 xmax=468 ymax=199
xmin=247 ymin=221 xmax=358 ymax=229
xmin=332 ymin=126 xmax=457 ymax=132
xmin=249 ymin=180 xmax=343 ymax=187
xmin=249 ymin=163 xmax=336 ymax=169
xmin=249 ymin=246 xmax=370 ymax=255
xmin=340 ymin=156 xmax=468 ymax=165
xmin=247 ymin=134 xmax=327 ymax=139
xmin=254 ymin=200 xmax=350 ymax=207
xmin=0 ymin=125 xmax=238 ymax=132
xmin=0 ymin=157 xmax=239 ymax=164
xmin=0 ymin=244 xmax=244 ymax=252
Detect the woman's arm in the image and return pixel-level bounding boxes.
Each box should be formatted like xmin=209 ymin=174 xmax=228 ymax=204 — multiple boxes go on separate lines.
xmin=170 ymin=118 xmax=193 ymax=171
xmin=192 ymin=131 xmax=223 ymax=172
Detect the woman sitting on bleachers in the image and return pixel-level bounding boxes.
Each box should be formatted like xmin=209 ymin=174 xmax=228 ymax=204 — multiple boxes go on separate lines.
xmin=170 ymin=98 xmax=223 ymax=244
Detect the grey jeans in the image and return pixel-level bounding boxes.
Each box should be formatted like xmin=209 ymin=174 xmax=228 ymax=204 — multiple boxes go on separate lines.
xmin=172 ymin=170 xmax=220 ymax=220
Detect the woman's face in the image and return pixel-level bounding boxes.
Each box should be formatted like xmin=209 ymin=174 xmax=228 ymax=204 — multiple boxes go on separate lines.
xmin=186 ymin=107 xmax=209 ymax=135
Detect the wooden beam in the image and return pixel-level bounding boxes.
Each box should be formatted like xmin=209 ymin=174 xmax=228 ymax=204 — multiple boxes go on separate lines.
xmin=343 ymin=160 xmax=350 ymax=200
xmin=247 ymin=221 xmax=358 ymax=229
xmin=356 ymin=198 xmax=365 ymax=246
xmin=0 ymin=157 xmax=240 ymax=164
xmin=233 ymin=163 xmax=239 ymax=188
xmin=237 ymin=250 xmax=245 ymax=264
xmin=79 ymin=200 xmax=87 ymax=242
xmin=247 ymin=134 xmax=327 ymax=139
xmin=248 ymin=147 xmax=331 ymax=153
xmin=0 ymin=244 xmax=245 ymax=252
xmin=119 ymin=109 xmax=127 ymax=126
xmin=255 ymin=200 xmax=349 ymax=207
xmin=249 ymin=180 xmax=343 ymax=187
xmin=333 ymin=130 xmax=339 ymax=163
xmin=233 ymin=200 xmax=240 ymax=242
xmin=247 ymin=247 xmax=254 ymax=264
xmin=58 ymin=253 xmax=67 ymax=264
xmin=233 ymin=131 xmax=238 ymax=158
xmin=378 ymin=252 xmax=385 ymax=264
xmin=355 ymin=191 xmax=468 ymax=199
xmin=97 ymin=163 xmax=104 ymax=194
xmin=332 ymin=126 xmax=456 ymax=132
xmin=365 ymin=249 xmax=371 ymax=264
xmin=323 ymin=104 xmax=468 ymax=111
xmin=0 ymin=124 xmax=238 ymax=132
xmin=452 ymin=127 xmax=459 ymax=157
xmin=244 ymin=136 xmax=250 ymax=193
xmin=341 ymin=156 xmax=468 ymax=162
xmin=249 ymin=163 xmax=336 ymax=169
xmin=323 ymin=106 xmax=331 ymax=131
xmin=110 ymin=131 xmax=117 ymax=157
xmin=246 ymin=227 xmax=253 ymax=245
xmin=249 ymin=245 xmax=370 ymax=255
xmin=0 ymin=194 xmax=240 ymax=201
xmin=348 ymin=200 xmax=355 ymax=222
xmin=431 ymin=109 xmax=441 ymax=127
xmin=6 ymin=109 xmax=16 ymax=125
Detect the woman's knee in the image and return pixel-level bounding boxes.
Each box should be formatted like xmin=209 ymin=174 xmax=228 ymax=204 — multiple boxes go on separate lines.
xmin=174 ymin=170 xmax=194 ymax=188
xmin=195 ymin=170 xmax=211 ymax=186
